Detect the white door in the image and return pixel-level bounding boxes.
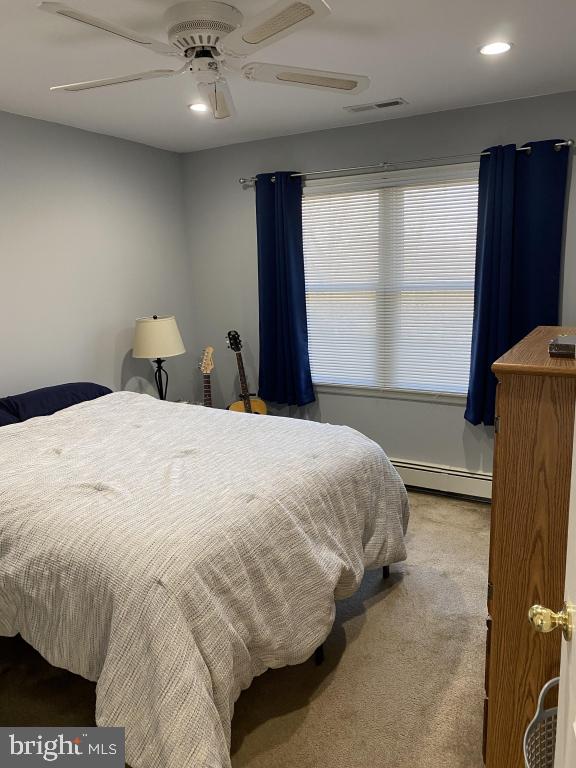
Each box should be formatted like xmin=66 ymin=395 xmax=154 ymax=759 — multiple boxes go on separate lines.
xmin=553 ymin=410 xmax=576 ymax=768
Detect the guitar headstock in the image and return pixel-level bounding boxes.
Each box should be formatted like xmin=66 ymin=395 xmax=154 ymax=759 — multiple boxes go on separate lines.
xmin=227 ymin=330 xmax=242 ymax=353
xmin=199 ymin=346 xmax=214 ymax=375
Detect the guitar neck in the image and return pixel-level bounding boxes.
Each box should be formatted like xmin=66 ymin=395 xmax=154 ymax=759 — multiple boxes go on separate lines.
xmin=202 ymin=373 xmax=212 ymax=408
xmin=235 ymin=352 xmax=253 ymax=414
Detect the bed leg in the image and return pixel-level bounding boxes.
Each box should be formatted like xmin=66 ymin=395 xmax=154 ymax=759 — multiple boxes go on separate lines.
xmin=382 ymin=565 xmax=390 ymax=580
xmin=314 ymin=644 xmax=325 ymax=666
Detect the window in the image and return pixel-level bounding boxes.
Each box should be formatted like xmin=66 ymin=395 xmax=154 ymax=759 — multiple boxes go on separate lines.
xmin=302 ymin=164 xmax=479 ymax=396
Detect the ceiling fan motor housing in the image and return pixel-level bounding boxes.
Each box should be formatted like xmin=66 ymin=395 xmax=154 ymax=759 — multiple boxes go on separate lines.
xmin=164 ymin=1 xmax=243 ymax=56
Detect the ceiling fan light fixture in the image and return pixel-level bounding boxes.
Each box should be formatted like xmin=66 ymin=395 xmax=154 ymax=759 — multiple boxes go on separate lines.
xmin=39 ymin=0 xmax=370 ymax=115
xmin=479 ymin=41 xmax=512 ymax=56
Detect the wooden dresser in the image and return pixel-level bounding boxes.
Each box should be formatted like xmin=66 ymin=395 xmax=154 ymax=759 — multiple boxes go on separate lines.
xmin=485 ymin=326 xmax=576 ymax=767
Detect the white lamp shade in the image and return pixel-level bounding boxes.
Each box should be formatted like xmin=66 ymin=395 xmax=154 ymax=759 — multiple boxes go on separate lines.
xmin=133 ymin=316 xmax=186 ymax=359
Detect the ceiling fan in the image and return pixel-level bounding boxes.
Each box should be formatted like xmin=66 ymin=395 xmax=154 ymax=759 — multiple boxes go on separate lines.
xmin=39 ymin=0 xmax=370 ymax=119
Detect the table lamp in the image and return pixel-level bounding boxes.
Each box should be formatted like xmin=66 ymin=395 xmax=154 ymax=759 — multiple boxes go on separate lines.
xmin=132 ymin=315 xmax=185 ymax=400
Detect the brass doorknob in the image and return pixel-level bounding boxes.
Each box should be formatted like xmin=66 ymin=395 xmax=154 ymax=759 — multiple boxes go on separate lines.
xmin=528 ymin=603 xmax=574 ymax=641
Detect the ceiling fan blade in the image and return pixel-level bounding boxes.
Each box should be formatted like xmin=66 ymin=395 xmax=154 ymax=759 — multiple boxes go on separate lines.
xmin=242 ymin=62 xmax=370 ymax=95
xmin=197 ymin=80 xmax=236 ymax=119
xmin=50 ymin=69 xmax=179 ymax=92
xmin=38 ymin=2 xmax=176 ymax=56
xmin=218 ymin=0 xmax=330 ymax=57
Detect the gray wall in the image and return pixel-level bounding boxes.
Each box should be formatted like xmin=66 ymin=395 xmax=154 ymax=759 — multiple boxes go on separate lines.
xmin=3 ymin=91 xmax=575 ymax=472
xmin=183 ymin=90 xmax=576 ymax=474
xmin=0 ymin=110 xmax=193 ymax=401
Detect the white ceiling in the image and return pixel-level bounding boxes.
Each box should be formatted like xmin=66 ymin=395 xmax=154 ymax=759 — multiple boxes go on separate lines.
xmin=1 ymin=0 xmax=576 ymax=153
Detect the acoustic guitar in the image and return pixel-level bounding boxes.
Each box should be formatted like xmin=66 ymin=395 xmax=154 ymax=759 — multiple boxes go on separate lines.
xmin=226 ymin=330 xmax=267 ymax=415
xmin=198 ymin=346 xmax=214 ymax=407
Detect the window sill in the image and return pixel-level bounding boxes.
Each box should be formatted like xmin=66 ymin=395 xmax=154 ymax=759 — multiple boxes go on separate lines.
xmin=313 ymin=383 xmax=467 ymax=406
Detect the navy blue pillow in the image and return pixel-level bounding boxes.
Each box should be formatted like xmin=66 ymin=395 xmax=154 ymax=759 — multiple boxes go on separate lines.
xmin=0 ymin=383 xmax=112 ymax=422
xmin=0 ymin=408 xmax=19 ymax=427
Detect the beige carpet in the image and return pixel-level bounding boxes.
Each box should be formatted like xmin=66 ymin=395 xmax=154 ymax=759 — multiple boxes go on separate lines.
xmin=0 ymin=491 xmax=490 ymax=768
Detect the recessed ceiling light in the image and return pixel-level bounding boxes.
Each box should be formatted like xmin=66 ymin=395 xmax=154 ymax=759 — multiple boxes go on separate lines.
xmin=480 ymin=41 xmax=512 ymax=56
xmin=189 ymin=102 xmax=208 ymax=113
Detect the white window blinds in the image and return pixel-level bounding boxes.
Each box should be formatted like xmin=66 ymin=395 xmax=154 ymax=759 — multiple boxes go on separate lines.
xmin=302 ymin=163 xmax=479 ymax=395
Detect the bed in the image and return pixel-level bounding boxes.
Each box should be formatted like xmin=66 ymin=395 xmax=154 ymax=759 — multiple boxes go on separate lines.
xmin=0 ymin=390 xmax=409 ymax=768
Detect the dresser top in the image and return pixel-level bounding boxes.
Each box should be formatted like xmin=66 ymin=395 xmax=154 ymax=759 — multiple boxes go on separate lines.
xmin=493 ymin=326 xmax=576 ymax=377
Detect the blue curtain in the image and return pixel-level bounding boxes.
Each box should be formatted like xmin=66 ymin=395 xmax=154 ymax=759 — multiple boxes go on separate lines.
xmin=256 ymin=171 xmax=315 ymax=407
xmin=465 ymin=139 xmax=570 ymax=426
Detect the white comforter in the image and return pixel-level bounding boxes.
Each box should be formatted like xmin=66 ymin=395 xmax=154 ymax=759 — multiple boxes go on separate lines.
xmin=0 ymin=392 xmax=408 ymax=768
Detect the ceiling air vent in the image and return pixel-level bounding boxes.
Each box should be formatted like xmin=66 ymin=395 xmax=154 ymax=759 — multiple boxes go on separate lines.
xmin=344 ymin=98 xmax=407 ymax=113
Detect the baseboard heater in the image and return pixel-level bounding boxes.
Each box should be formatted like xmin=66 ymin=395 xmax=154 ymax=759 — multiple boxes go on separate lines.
xmin=391 ymin=458 xmax=492 ymax=500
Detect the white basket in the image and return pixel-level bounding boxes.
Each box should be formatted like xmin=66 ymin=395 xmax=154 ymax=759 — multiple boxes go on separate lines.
xmin=524 ymin=677 xmax=559 ymax=768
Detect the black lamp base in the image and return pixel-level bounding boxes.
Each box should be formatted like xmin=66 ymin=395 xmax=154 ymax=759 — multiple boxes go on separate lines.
xmin=153 ymin=358 xmax=168 ymax=401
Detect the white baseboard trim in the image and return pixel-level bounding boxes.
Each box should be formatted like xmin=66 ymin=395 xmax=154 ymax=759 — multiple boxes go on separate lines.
xmin=391 ymin=458 xmax=492 ymax=500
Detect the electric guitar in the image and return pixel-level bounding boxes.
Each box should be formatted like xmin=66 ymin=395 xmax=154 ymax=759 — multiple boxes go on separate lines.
xmin=226 ymin=330 xmax=267 ymax=415
xmin=198 ymin=346 xmax=214 ymax=407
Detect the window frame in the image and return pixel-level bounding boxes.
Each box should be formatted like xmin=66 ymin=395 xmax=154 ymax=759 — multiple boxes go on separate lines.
xmin=302 ymin=162 xmax=480 ymax=404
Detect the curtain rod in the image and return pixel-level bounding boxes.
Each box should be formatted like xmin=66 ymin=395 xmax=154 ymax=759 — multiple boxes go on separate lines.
xmin=238 ymin=140 xmax=574 ymax=185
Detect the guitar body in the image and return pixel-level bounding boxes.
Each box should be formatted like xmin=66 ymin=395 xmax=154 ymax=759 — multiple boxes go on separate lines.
xmin=228 ymin=397 xmax=268 ymax=415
